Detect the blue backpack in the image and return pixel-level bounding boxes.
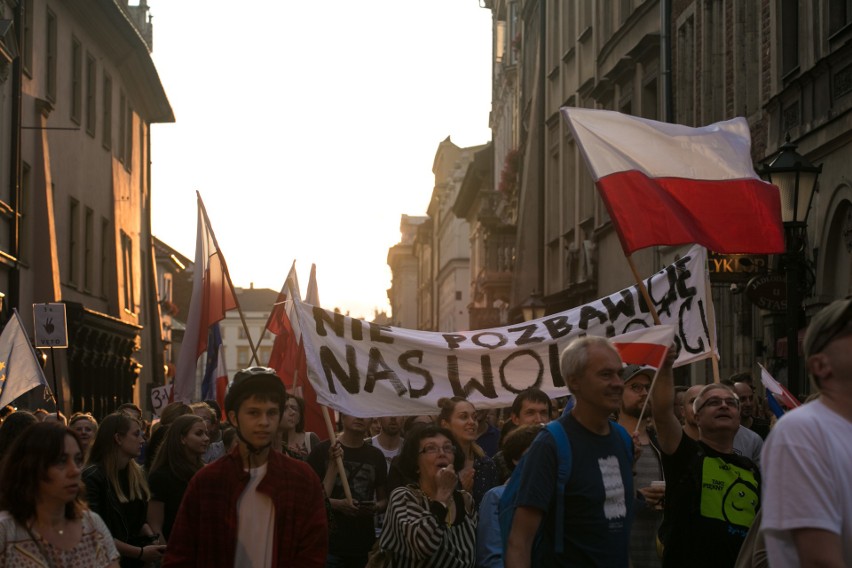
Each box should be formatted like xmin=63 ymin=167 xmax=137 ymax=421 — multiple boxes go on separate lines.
xmin=498 ymin=418 xmax=633 ymax=562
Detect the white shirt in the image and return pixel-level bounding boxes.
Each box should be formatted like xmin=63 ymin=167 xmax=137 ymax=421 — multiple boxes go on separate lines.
xmin=760 ymin=398 xmax=852 ymax=567
xmin=235 ymin=463 xmax=275 ymax=567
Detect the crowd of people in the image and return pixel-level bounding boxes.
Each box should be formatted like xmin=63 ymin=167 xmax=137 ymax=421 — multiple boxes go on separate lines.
xmin=0 ymin=297 xmax=847 ymax=567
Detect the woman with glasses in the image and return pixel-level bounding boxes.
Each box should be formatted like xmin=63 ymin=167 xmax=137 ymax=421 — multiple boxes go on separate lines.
xmin=147 ymin=414 xmax=209 ymax=544
xmin=278 ymin=395 xmax=319 ymax=460
xmin=0 ymin=422 xmax=120 ymax=566
xmin=437 ymin=397 xmax=499 ymax=506
xmin=84 ymin=412 xmax=166 ymax=567
xmin=376 ymin=425 xmax=476 ymax=567
xmin=70 ymin=412 xmax=99 ymax=460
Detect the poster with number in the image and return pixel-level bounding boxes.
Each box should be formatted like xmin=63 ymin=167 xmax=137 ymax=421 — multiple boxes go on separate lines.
xmin=150 ymin=385 xmax=172 ymax=418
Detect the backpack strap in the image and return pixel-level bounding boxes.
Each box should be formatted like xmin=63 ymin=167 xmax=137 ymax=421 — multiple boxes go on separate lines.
xmin=546 ymin=420 xmax=572 ymax=554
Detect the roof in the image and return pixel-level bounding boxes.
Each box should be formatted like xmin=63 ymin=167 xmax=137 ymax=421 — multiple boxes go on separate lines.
xmin=234 ymin=287 xmax=280 ymax=313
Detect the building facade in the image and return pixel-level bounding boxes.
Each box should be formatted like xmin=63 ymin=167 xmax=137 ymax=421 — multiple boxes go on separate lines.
xmin=0 ymin=0 xmax=173 ymax=416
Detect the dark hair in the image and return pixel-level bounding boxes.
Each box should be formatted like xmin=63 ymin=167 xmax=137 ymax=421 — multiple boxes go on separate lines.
xmin=149 ymin=414 xmax=205 ymax=482
xmin=436 ymin=397 xmax=484 ymax=458
xmin=502 ymin=424 xmax=544 ymax=472
xmin=287 ymin=395 xmax=306 ymax=433
xmin=499 ymin=420 xmax=518 ymax=448
xmin=203 ymin=399 xmax=223 ymax=422
xmin=0 ymin=411 xmax=37 ymax=460
xmin=510 ymin=388 xmax=553 ymax=418
xmin=222 ymin=425 xmax=237 ymax=450
xmin=0 ymin=422 xmax=85 ymax=523
xmin=728 ymin=372 xmax=753 ymax=385
xmin=224 ymin=368 xmax=286 ymax=417
xmin=402 ymin=415 xmax=434 ymax=436
xmin=397 ymin=425 xmax=464 ymax=482
xmin=116 ymin=403 xmax=142 ymax=417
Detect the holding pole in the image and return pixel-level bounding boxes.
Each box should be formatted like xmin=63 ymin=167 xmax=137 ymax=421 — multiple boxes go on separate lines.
xmin=321 ymin=405 xmax=354 ymax=505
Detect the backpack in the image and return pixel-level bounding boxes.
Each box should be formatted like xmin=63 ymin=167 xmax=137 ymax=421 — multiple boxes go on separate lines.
xmin=498 ymin=418 xmax=633 ymax=562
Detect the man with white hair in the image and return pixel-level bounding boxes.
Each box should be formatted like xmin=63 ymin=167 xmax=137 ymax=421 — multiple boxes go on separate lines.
xmin=761 ymin=297 xmax=852 ymax=567
xmin=651 ymin=349 xmax=760 ymax=568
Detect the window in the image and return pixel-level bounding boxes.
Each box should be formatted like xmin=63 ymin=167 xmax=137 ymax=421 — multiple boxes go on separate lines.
xmin=237 ymin=347 xmax=250 ymax=367
xmin=102 ymin=74 xmax=112 ymax=149
xmin=781 ymin=0 xmax=798 ymax=75
xmin=85 ymin=54 xmax=96 ymax=136
xmin=118 ymin=92 xmax=126 ymax=162
xmin=19 ymin=163 xmax=30 ymax=262
xmin=829 ymin=0 xmax=852 ymax=36
xmin=100 ymin=218 xmax=110 ymax=296
xmin=508 ymin=2 xmax=519 ymax=65
xmin=734 ymin=2 xmax=760 ymax=117
xmin=84 ymin=208 xmax=93 ymax=291
xmin=69 ymin=198 xmax=80 ymax=285
xmin=46 ymin=10 xmax=57 ymax=101
xmin=22 ymin=0 xmax=33 ymax=76
xmin=676 ymin=15 xmax=695 ymax=125
xmin=125 ymin=104 xmax=134 ymax=170
xmin=120 ymin=230 xmax=134 ymax=312
xmin=642 ymin=77 xmax=658 ymax=120
xmin=71 ymin=37 xmax=82 ymax=123
xmin=259 ymin=347 xmax=272 ymax=365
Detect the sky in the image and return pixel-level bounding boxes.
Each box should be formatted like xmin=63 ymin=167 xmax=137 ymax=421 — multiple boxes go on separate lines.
xmin=148 ymin=1 xmax=493 ymax=320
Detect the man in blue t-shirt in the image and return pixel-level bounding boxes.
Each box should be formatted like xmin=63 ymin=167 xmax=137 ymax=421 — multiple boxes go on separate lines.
xmin=505 ymin=336 xmax=634 ymax=567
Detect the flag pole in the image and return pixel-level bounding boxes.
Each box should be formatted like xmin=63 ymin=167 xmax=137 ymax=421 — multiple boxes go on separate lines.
xmin=196 ymin=193 xmax=261 ymax=365
xmin=703 ymin=263 xmax=722 ymax=383
xmin=321 ymin=405 xmax=354 ymax=505
xmin=626 ymin=254 xmax=662 ymax=325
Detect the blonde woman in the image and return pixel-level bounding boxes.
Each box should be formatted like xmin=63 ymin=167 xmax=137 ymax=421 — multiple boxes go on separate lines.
xmin=69 ymin=411 xmax=98 ymax=459
xmin=84 ymin=412 xmax=166 ymax=567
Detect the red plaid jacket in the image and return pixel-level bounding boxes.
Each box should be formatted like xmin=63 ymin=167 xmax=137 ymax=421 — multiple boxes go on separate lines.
xmin=162 ymin=446 xmax=328 ymax=567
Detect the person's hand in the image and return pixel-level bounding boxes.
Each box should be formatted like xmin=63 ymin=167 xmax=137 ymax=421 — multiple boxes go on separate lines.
xmin=638 ymin=485 xmax=666 ymax=510
xmin=140 ymin=544 xmax=167 ymax=562
xmin=435 ymin=464 xmax=457 ymax=504
xmin=328 ymin=441 xmax=344 ymax=462
xmin=331 ymin=498 xmax=360 ymax=516
xmin=458 ymin=465 xmax=474 ymax=493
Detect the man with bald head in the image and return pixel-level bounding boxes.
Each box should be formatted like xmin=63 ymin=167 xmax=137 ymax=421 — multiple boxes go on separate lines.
xmin=652 ymin=351 xmax=761 ymax=568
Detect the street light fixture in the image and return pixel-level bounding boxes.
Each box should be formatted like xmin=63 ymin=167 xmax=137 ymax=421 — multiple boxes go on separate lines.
xmin=520 ymin=290 xmax=546 ymax=322
xmin=760 ymin=134 xmax=821 ymax=399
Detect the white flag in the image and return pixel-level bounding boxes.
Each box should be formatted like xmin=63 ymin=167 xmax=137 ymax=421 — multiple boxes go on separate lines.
xmin=0 ymin=310 xmax=50 ymax=408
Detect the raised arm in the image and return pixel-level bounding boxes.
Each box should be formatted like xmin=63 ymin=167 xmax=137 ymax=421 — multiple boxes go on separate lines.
xmin=650 ymin=346 xmax=682 ymax=455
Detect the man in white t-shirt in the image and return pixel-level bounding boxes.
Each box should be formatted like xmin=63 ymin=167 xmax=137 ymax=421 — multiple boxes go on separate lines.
xmin=761 ymin=297 xmax=852 ymax=568
xmin=370 ymin=416 xmax=403 ymax=472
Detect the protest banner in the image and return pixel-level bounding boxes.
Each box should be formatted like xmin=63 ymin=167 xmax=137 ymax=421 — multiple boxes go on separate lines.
xmin=295 ymin=246 xmax=711 ymax=416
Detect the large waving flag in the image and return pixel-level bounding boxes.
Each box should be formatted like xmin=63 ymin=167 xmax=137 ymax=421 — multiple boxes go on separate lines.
xmin=759 ymin=363 xmax=801 ymax=413
xmin=298 ymin=264 xmax=326 ymax=437
xmin=561 ymin=108 xmax=785 ymax=255
xmin=0 ymin=310 xmax=51 ymax=407
xmin=173 ymin=193 xmax=239 ymax=403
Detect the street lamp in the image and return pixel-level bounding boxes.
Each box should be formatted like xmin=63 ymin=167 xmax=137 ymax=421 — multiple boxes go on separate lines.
xmin=760 ymin=135 xmax=821 ymax=398
xmin=520 ymin=290 xmax=546 ymax=322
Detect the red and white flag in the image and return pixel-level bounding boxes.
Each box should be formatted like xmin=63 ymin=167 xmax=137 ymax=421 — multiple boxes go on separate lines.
xmin=561 ymin=108 xmax=785 ymax=255
xmin=173 ymin=193 xmax=238 ymax=403
xmin=759 ymin=363 xmax=801 ymax=410
xmin=266 ymin=262 xmax=327 ymax=439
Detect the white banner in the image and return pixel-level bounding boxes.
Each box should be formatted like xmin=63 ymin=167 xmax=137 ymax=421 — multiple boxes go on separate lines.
xmin=296 ymin=246 xmax=711 ymax=416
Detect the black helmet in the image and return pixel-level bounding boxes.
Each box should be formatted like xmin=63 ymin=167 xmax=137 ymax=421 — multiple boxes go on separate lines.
xmin=223 ymin=366 xmax=287 ymax=415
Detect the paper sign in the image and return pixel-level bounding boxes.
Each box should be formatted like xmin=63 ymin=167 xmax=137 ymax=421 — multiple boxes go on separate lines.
xmin=150 ymin=385 xmax=172 ymax=417
xmin=33 ymin=303 xmax=69 ymax=349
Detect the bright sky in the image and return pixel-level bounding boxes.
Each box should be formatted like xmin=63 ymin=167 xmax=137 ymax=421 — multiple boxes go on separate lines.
xmin=149 ymin=1 xmax=493 ymax=320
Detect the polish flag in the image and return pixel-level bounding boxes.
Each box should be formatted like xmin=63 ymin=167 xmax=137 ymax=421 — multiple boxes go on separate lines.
xmin=561 ymin=108 xmax=785 ymax=255
xmin=266 ymin=263 xmax=327 ymax=439
xmin=200 ymin=323 xmax=228 ymax=418
xmin=613 ymin=325 xmax=673 ymax=370
xmin=173 ymin=193 xmax=238 ymax=403
xmin=759 ymin=363 xmax=801 ymax=410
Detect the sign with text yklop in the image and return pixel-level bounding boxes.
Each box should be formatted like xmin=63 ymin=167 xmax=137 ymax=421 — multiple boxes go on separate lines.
xmin=295 ymin=246 xmax=713 ymax=417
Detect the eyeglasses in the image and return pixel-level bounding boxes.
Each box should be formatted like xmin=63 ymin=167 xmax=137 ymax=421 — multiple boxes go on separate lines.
xmin=419 ymin=444 xmax=456 ymax=456
xmin=697 ymin=397 xmax=740 ymax=412
xmin=628 ymin=383 xmax=651 ymax=393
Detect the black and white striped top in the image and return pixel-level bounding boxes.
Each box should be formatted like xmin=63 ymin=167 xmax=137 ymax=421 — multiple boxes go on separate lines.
xmin=378 ymin=484 xmax=477 ymax=568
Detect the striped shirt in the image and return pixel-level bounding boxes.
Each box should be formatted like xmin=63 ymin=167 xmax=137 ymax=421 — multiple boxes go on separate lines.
xmin=379 ymin=484 xmax=477 ymax=568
